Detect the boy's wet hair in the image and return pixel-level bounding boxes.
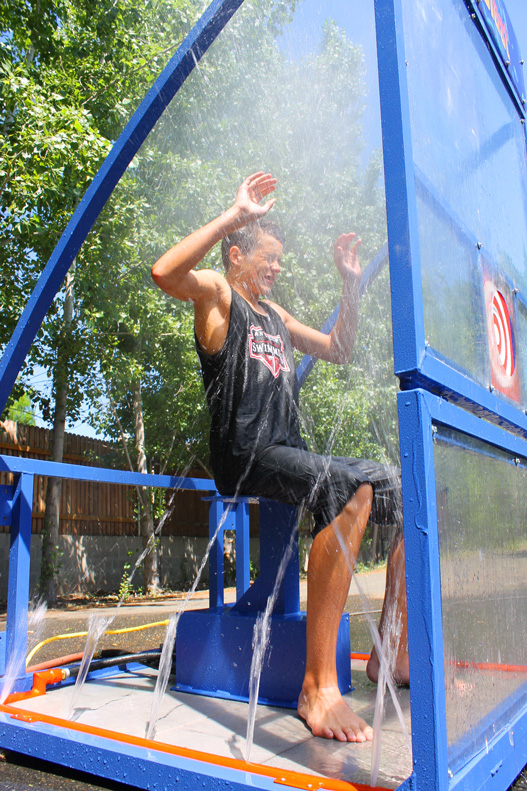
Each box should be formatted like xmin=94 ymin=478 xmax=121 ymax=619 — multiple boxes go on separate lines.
xmin=221 ymin=220 xmax=284 ymax=271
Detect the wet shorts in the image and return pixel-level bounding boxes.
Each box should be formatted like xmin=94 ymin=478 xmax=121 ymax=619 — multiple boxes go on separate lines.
xmin=238 ymin=444 xmax=402 ymax=536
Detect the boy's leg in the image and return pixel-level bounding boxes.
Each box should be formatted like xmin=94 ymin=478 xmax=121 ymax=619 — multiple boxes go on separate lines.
xmin=366 ymin=530 xmax=409 ymax=685
xmin=298 ymin=483 xmax=374 ymax=742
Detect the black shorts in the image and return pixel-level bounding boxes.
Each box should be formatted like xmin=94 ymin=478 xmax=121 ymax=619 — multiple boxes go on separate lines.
xmin=238 ymin=445 xmax=402 ymax=536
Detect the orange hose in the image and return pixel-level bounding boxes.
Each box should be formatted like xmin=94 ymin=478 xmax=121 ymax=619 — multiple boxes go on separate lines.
xmin=27 ymin=653 xmax=84 ymax=673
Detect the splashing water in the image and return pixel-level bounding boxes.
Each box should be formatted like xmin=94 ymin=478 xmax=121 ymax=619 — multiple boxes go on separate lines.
xmin=145 ymin=613 xmax=178 ymax=740
xmin=63 ymin=488 xmax=183 ymax=719
xmin=0 ymin=599 xmax=48 ymax=704
xmin=27 ymin=599 xmax=48 ymax=660
xmin=146 ymin=502 xmax=235 ymax=740
xmin=370 ymin=568 xmax=404 ymax=786
xmin=244 ymin=527 xmax=298 ymax=761
xmin=118 ymin=488 xmax=179 ymax=599
xmin=346 ymin=554 xmax=412 ymax=782
xmin=65 ymin=614 xmax=114 ymax=720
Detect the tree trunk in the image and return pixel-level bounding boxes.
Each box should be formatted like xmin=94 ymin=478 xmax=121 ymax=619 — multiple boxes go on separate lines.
xmin=133 ymin=379 xmax=160 ymax=594
xmin=40 ymin=266 xmax=75 ymax=605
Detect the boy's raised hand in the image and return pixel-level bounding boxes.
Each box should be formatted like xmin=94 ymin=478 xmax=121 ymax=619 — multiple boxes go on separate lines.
xmin=232 ymin=171 xmax=277 ymax=225
xmin=333 ymin=233 xmax=362 ymax=282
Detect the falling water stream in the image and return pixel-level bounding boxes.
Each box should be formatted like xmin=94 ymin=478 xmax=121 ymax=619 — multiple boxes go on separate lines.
xmin=64 ymin=613 xmax=114 ymax=720
xmin=65 ymin=488 xmax=180 ymax=720
xmin=0 ymin=599 xmax=48 ymax=705
xmin=368 ymin=570 xmax=405 ymax=785
xmin=244 ymin=528 xmax=298 ymax=761
xmin=146 ymin=503 xmax=235 ymax=740
xmin=341 ymin=547 xmax=412 ymax=785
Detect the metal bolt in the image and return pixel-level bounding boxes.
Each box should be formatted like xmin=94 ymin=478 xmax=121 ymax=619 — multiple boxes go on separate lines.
xmin=513 ymin=287 xmax=519 ymax=295
xmin=522 ymin=118 xmax=526 ymax=125
xmin=505 ymin=60 xmax=511 ymax=67
xmin=471 ymin=13 xmax=476 ymax=19
xmin=515 ymin=458 xmax=521 ymax=466
xmin=432 ymin=425 xmax=438 ymax=434
xmin=405 ymin=59 xmax=409 ymax=66
xmin=489 ymin=384 xmax=495 ymax=392
xmin=476 ymin=241 xmax=483 ymax=249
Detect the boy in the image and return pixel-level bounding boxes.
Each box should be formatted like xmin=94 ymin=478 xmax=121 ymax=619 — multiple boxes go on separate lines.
xmin=152 ymin=172 xmax=407 ymax=742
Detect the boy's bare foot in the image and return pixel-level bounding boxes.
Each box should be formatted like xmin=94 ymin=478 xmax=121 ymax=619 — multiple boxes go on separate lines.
xmin=297 ymin=684 xmax=373 ymax=742
xmin=366 ymin=648 xmax=410 ymax=686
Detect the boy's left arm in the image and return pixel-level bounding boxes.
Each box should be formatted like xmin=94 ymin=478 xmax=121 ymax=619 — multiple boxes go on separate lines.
xmin=269 ymin=233 xmax=361 ymax=364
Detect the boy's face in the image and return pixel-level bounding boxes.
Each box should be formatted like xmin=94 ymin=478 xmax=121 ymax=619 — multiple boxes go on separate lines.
xmin=231 ymin=231 xmax=283 ymax=296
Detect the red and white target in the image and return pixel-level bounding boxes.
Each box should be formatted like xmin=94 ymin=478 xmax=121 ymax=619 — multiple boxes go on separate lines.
xmin=490 ymin=289 xmax=515 ymax=377
xmin=483 ymin=276 xmax=520 ymax=402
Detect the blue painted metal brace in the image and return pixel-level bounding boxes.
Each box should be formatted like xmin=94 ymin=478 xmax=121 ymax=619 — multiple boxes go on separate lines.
xmin=0 ymin=476 xmax=34 ymax=684
xmin=397 ymin=390 xmax=527 ymax=791
xmin=205 ymin=495 xmax=252 ymax=607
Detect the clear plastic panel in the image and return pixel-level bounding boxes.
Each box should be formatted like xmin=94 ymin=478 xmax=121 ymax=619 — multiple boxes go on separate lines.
xmin=70 ymin=0 xmax=401 ymax=657
xmin=87 ymin=0 xmax=394 ymax=467
xmin=434 ymin=427 xmax=527 ymax=774
xmin=418 ymin=194 xmax=488 ymax=380
xmin=401 ymin=0 xmax=527 ymax=404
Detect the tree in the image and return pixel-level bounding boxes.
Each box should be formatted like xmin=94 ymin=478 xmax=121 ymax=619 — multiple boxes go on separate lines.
xmin=0 ymin=0 xmax=204 ymax=601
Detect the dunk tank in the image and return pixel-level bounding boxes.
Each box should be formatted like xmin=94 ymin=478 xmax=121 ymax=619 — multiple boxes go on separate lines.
xmin=1 ymin=0 xmax=527 ymax=789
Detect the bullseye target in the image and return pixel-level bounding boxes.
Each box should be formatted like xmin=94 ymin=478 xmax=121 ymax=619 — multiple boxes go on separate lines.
xmin=491 ymin=289 xmax=515 ymax=377
xmin=483 ymin=274 xmax=520 ymax=403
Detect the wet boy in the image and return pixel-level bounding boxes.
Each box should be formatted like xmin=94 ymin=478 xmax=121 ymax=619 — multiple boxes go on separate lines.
xmin=152 ymin=172 xmax=408 ymax=742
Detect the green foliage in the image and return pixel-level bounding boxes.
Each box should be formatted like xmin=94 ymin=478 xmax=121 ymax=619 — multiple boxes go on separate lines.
xmin=6 ymin=392 xmax=36 ymax=425
xmin=0 ymin=0 xmax=204 ymax=425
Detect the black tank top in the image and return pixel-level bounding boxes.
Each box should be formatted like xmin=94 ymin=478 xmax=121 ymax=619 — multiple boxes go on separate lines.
xmin=196 ymin=289 xmax=306 ymax=493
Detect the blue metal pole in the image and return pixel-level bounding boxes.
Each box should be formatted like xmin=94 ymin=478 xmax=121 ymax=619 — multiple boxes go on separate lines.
xmin=398 ymin=390 xmax=449 ymax=791
xmin=5 ymin=473 xmax=34 ymax=686
xmin=374 ymin=0 xmax=425 ymax=383
xmin=235 ymin=499 xmax=250 ymax=602
xmin=208 ymin=498 xmax=226 ymax=609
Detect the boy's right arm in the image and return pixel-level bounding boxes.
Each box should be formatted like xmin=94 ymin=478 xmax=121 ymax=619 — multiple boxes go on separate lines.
xmin=151 ymin=172 xmax=277 ymax=304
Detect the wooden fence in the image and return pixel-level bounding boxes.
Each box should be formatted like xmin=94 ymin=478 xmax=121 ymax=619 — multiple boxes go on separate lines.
xmin=0 ymin=421 xmax=217 ymax=538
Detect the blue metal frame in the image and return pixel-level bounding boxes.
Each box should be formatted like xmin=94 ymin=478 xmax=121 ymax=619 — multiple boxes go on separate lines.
xmin=0 ymin=453 xmax=350 ymax=790
xmin=3 ymin=0 xmax=525 ymax=784
xmin=398 ymin=389 xmax=527 ymax=791
xmin=376 ymin=0 xmax=527 ymax=789
xmin=375 ymin=0 xmax=527 ymax=440
xmin=465 ymin=0 xmax=526 ymax=111
xmin=0 ymin=0 xmax=392 ymax=755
